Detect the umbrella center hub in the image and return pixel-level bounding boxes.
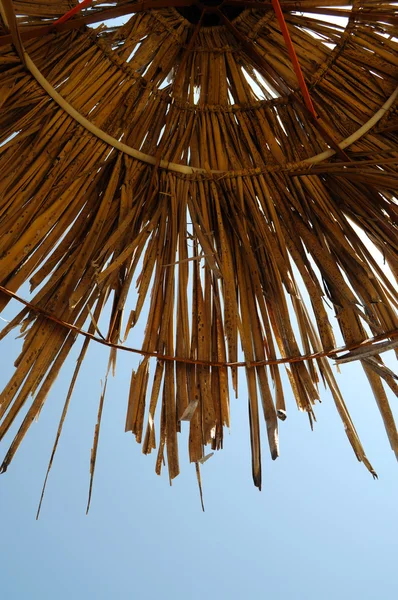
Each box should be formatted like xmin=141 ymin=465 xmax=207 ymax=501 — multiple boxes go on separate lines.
xmin=176 ymin=3 xmax=244 ymax=26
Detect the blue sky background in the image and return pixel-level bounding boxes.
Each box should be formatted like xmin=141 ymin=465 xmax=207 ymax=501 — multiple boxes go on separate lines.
xmin=1 ymin=293 xmax=398 ymax=600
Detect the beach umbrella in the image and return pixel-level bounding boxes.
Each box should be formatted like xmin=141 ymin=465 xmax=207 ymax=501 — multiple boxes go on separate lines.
xmin=0 ymin=0 xmax=397 ymax=505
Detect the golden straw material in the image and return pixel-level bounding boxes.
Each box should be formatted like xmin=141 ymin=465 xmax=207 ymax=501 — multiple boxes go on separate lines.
xmin=0 ymin=0 xmax=397 ymax=502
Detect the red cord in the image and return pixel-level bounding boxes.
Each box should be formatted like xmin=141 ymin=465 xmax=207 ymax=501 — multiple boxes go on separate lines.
xmin=53 ymin=0 xmax=94 ymax=26
xmin=271 ymin=0 xmax=317 ymax=118
xmin=1 ymin=284 xmax=397 ymax=368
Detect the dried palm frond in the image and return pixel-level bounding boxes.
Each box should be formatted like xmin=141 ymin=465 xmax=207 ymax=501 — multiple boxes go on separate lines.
xmin=0 ymin=0 xmax=397 ymax=502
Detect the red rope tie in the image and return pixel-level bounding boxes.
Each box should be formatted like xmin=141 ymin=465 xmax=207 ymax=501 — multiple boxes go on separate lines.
xmin=53 ymin=0 xmax=94 ymax=26
xmin=271 ymin=0 xmax=317 ymax=118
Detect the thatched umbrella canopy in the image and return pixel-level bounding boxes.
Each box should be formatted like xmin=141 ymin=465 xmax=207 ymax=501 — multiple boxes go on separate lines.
xmin=0 ymin=0 xmax=397 ymax=507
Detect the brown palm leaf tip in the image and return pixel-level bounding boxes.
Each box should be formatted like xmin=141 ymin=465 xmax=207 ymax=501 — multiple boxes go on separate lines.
xmin=0 ymin=0 xmax=397 ymax=499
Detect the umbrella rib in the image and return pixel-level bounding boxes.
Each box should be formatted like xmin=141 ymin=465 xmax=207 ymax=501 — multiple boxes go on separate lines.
xmin=173 ymin=5 xmax=206 ymax=93
xmin=0 ymin=0 xmax=26 ymax=64
xmin=215 ymin=7 xmax=291 ymax=96
xmin=223 ymin=2 xmax=398 ymax=24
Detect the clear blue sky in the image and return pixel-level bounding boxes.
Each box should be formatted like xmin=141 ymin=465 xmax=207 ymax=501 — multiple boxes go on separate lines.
xmin=1 ymin=294 xmax=398 ymax=600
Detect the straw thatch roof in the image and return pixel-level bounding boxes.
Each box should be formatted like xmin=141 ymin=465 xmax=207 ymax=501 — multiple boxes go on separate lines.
xmin=0 ymin=0 xmax=397 ymax=505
